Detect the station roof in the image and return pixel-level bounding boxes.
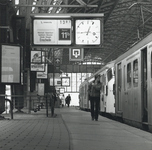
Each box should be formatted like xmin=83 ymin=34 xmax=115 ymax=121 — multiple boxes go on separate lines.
xmin=15 ymin=0 xmax=152 ymax=72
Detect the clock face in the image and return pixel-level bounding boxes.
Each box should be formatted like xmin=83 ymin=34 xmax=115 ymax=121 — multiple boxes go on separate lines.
xmin=75 ymin=20 xmax=101 ymax=45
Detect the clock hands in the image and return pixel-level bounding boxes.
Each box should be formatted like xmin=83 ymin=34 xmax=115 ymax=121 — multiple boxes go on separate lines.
xmin=86 ymin=26 xmax=91 ymax=35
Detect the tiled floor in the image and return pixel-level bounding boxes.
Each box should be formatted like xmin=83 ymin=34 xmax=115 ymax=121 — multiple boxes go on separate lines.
xmin=0 ymin=107 xmax=152 ymax=150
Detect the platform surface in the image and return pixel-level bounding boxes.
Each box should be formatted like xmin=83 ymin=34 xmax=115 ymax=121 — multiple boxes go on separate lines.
xmin=0 ymin=107 xmax=152 ymax=150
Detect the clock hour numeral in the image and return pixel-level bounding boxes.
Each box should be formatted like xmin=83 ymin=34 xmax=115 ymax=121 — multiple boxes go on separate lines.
xmin=92 ymin=21 xmax=94 ymax=25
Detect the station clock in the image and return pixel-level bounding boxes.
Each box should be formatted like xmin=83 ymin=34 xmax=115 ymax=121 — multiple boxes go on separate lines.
xmin=75 ymin=19 xmax=101 ymax=45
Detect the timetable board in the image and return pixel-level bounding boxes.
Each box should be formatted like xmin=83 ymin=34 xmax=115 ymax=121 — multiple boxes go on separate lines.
xmin=33 ymin=19 xmax=72 ymax=45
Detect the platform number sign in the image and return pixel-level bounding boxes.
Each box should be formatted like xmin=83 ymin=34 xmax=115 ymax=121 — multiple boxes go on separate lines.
xmin=59 ymin=28 xmax=70 ymax=40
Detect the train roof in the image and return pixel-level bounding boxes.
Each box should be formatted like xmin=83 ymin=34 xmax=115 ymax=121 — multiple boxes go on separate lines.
xmin=115 ymin=32 xmax=152 ymax=64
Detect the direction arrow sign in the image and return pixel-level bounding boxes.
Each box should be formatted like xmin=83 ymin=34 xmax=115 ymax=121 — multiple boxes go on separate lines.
xmin=55 ymin=58 xmax=61 ymax=66
xmin=69 ymin=48 xmax=84 ymax=61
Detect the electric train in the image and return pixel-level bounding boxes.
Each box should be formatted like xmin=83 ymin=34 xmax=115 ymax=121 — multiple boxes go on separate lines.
xmin=79 ymin=32 xmax=152 ymax=132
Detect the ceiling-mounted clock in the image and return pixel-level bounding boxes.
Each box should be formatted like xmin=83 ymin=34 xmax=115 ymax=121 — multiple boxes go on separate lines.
xmin=75 ymin=19 xmax=101 ymax=45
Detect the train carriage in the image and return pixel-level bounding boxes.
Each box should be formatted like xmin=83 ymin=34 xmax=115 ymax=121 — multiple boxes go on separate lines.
xmin=79 ymin=61 xmax=115 ymax=115
xmin=99 ymin=61 xmax=115 ymax=115
xmin=115 ymin=32 xmax=152 ymax=131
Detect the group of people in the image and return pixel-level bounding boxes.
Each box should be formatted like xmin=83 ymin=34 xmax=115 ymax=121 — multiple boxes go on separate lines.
xmin=47 ymin=74 xmax=102 ymax=121
xmin=60 ymin=94 xmax=71 ymax=107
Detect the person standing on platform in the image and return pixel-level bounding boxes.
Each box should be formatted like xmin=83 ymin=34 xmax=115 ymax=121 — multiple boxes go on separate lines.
xmin=88 ymin=74 xmax=102 ymax=121
xmin=48 ymin=88 xmax=57 ymax=117
xmin=65 ymin=94 xmax=71 ymax=107
xmin=61 ymin=94 xmax=65 ymax=107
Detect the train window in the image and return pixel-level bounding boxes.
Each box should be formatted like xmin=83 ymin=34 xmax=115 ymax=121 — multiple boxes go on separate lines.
xmin=133 ymin=59 xmax=138 ymax=87
xmin=101 ymin=74 xmax=105 ymax=83
xmin=127 ymin=63 xmax=131 ymax=88
xmin=107 ymin=68 xmax=112 ymax=81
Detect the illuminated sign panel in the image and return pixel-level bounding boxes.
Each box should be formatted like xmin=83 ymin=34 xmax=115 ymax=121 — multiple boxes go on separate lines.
xmin=0 ymin=44 xmax=21 ymax=84
xmin=33 ymin=19 xmax=72 ymax=45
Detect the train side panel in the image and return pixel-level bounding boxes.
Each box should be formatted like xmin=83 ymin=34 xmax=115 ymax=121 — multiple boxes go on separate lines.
xmin=147 ymin=43 xmax=152 ymax=131
xmin=100 ymin=62 xmax=115 ymax=115
xmin=115 ymin=33 xmax=152 ymax=131
xmin=106 ymin=76 xmax=115 ymax=114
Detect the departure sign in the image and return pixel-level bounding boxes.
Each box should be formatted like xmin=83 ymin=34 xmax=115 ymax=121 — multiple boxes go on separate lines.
xmin=33 ymin=19 xmax=72 ymax=45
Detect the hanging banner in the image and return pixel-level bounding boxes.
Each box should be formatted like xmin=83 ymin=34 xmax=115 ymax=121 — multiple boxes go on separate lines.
xmin=69 ymin=48 xmax=84 ymax=61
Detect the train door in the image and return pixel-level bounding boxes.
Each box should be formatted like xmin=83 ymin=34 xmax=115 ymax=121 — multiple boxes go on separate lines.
xmin=116 ymin=63 xmax=122 ymax=114
xmin=122 ymin=63 xmax=128 ymax=119
xmin=141 ymin=48 xmax=148 ymax=123
xmin=126 ymin=61 xmax=133 ymax=119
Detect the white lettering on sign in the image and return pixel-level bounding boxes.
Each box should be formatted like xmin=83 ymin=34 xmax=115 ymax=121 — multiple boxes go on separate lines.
xmin=31 ymin=64 xmax=45 ymax=71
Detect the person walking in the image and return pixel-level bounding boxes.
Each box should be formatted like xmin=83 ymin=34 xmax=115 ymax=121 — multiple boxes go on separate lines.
xmin=65 ymin=94 xmax=71 ymax=107
xmin=88 ymin=74 xmax=102 ymax=121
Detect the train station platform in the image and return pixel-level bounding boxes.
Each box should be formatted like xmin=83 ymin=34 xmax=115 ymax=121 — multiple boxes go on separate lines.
xmin=0 ymin=107 xmax=152 ymax=150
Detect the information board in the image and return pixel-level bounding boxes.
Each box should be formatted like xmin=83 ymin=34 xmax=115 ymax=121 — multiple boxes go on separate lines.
xmin=0 ymin=44 xmax=21 ymax=83
xmin=33 ymin=19 xmax=72 ymax=45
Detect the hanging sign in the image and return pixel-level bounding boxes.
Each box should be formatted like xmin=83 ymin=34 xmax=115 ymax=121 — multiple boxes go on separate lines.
xmin=37 ymin=65 xmax=48 ymax=79
xmin=69 ymin=48 xmax=84 ymax=61
xmin=30 ymin=51 xmax=45 ymax=71
xmin=61 ymin=77 xmax=70 ymax=86
xmin=33 ymin=19 xmax=72 ymax=45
